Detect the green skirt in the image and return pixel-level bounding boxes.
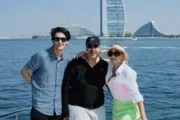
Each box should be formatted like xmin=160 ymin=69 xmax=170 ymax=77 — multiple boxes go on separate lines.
xmin=112 ymin=99 xmax=141 ymax=120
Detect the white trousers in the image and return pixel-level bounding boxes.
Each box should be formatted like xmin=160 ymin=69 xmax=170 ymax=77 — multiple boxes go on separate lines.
xmin=69 ymin=105 xmax=106 ymax=120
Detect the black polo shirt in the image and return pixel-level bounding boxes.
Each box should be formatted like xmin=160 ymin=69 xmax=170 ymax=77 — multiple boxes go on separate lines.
xmin=61 ymin=57 xmax=108 ymax=117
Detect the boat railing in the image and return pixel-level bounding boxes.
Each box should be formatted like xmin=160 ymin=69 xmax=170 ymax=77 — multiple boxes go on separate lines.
xmin=0 ymin=107 xmax=31 ymax=120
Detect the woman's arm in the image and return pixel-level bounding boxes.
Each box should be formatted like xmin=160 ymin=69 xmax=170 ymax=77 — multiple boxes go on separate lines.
xmin=126 ymin=67 xmax=147 ymax=120
xmin=137 ymin=101 xmax=148 ymax=120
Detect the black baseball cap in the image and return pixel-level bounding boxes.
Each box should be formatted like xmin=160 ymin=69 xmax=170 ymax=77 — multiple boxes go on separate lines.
xmin=86 ymin=36 xmax=100 ymax=46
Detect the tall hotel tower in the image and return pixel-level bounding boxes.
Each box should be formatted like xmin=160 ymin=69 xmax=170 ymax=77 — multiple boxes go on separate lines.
xmin=100 ymin=0 xmax=125 ymax=37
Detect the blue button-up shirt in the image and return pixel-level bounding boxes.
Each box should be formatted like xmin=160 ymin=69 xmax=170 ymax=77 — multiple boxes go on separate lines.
xmin=24 ymin=47 xmax=71 ymax=115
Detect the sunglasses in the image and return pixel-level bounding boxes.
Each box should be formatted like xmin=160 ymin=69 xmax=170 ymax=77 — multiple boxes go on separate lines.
xmin=107 ymin=50 xmax=122 ymax=57
xmin=87 ymin=44 xmax=99 ymax=48
xmin=53 ymin=37 xmax=67 ymax=42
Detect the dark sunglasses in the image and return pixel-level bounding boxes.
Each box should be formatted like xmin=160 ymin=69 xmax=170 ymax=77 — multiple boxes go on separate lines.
xmin=53 ymin=37 xmax=67 ymax=42
xmin=107 ymin=51 xmax=122 ymax=57
xmin=87 ymin=44 xmax=99 ymax=48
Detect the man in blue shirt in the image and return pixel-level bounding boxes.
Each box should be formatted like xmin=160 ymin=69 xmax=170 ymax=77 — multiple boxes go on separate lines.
xmin=20 ymin=27 xmax=71 ymax=120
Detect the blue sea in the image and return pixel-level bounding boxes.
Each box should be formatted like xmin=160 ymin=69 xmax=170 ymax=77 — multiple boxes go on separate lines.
xmin=0 ymin=38 xmax=180 ymax=120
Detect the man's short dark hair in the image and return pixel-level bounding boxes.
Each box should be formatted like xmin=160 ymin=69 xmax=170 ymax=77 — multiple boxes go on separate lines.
xmin=50 ymin=27 xmax=71 ymax=41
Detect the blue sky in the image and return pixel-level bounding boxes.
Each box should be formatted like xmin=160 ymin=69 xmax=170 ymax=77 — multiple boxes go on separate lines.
xmin=0 ymin=0 xmax=179 ymax=37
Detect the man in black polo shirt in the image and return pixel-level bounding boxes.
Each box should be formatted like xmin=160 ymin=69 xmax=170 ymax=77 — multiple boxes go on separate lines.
xmin=61 ymin=36 xmax=108 ymax=120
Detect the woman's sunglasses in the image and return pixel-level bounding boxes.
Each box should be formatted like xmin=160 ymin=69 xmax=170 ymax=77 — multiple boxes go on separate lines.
xmin=87 ymin=44 xmax=99 ymax=48
xmin=107 ymin=50 xmax=122 ymax=57
xmin=53 ymin=37 xmax=67 ymax=42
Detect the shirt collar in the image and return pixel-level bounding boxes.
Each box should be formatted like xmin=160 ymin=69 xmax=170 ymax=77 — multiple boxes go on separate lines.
xmin=116 ymin=61 xmax=126 ymax=75
xmin=48 ymin=46 xmax=64 ymax=61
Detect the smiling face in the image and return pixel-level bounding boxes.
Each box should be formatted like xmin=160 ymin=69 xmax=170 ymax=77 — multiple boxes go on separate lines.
xmin=52 ymin=32 xmax=69 ymax=52
xmin=108 ymin=48 xmax=124 ymax=65
xmin=86 ymin=43 xmax=100 ymax=59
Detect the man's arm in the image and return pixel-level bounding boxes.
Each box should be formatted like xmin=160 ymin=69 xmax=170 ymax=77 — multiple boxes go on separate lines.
xmin=20 ymin=53 xmax=40 ymax=84
xmin=20 ymin=68 xmax=32 ymax=84
xmin=61 ymin=60 xmax=74 ymax=118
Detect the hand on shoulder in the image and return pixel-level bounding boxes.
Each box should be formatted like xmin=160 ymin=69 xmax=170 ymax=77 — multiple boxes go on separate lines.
xmin=74 ymin=51 xmax=87 ymax=59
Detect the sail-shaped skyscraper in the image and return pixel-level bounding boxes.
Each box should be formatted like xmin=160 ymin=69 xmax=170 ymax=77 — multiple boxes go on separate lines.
xmin=100 ymin=0 xmax=125 ymax=37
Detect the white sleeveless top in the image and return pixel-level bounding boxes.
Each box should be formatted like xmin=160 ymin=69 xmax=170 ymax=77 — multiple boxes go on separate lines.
xmin=106 ymin=61 xmax=143 ymax=103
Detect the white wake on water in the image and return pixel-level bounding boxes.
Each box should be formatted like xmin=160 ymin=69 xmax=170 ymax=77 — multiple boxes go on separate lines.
xmin=101 ymin=46 xmax=180 ymax=49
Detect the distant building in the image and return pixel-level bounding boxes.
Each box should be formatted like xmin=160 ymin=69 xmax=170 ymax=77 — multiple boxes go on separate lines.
xmin=32 ymin=26 xmax=95 ymax=39
xmin=100 ymin=0 xmax=125 ymax=37
xmin=32 ymin=35 xmax=50 ymax=39
xmin=66 ymin=26 xmax=96 ymax=37
xmin=134 ymin=20 xmax=166 ymax=37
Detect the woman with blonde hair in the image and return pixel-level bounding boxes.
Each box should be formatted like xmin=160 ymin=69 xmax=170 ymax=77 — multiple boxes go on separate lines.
xmin=105 ymin=43 xmax=147 ymax=120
